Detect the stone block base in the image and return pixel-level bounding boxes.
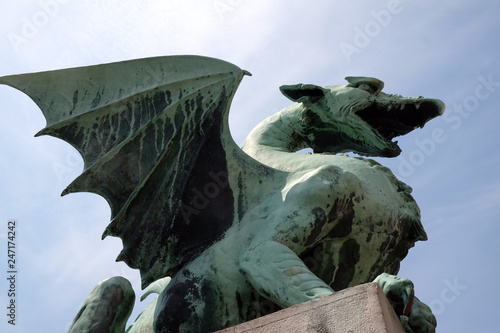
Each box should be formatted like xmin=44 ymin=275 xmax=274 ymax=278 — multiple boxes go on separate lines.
xmin=217 ymin=282 xmax=404 ymax=332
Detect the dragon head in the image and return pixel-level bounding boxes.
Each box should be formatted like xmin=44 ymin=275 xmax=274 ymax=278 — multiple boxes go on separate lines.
xmin=280 ymin=77 xmax=445 ymax=157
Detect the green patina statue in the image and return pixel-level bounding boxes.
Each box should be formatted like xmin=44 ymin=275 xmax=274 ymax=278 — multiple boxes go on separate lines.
xmin=0 ymin=56 xmax=443 ymax=332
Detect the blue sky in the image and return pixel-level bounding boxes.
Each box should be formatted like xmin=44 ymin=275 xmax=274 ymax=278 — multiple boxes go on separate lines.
xmin=0 ymin=1 xmax=499 ymax=332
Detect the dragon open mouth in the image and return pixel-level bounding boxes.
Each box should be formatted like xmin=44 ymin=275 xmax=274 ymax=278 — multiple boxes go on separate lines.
xmin=356 ymin=98 xmax=445 ymax=153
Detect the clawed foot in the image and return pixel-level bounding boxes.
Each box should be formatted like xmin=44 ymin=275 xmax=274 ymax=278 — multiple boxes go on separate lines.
xmin=400 ymin=297 xmax=437 ymax=333
xmin=374 ymin=273 xmax=436 ymax=333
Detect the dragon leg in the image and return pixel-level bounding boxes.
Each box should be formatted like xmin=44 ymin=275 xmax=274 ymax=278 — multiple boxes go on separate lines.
xmin=239 ymin=240 xmax=334 ymax=308
xmin=67 ymin=276 xmax=135 ymax=333
xmin=374 ymin=273 xmax=437 ymax=333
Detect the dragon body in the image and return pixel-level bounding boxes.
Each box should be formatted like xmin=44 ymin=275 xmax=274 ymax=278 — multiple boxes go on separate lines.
xmin=0 ymin=56 xmax=444 ymax=332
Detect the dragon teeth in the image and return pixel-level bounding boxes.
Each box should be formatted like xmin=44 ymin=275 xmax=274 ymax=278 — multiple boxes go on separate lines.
xmin=400 ymin=104 xmax=405 ymax=110
xmin=415 ymin=103 xmax=421 ymax=110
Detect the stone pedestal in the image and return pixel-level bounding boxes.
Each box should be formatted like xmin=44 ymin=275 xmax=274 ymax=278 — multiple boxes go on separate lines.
xmin=217 ymin=283 xmax=404 ymax=333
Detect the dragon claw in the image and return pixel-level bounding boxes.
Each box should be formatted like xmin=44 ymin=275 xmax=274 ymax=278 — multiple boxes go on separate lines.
xmin=374 ymin=274 xmax=436 ymax=332
xmin=402 ymin=285 xmax=415 ymax=316
xmin=374 ymin=273 xmax=415 ymax=316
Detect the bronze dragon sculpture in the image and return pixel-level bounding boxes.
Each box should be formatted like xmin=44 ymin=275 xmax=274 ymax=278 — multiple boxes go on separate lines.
xmin=0 ymin=56 xmax=444 ymax=332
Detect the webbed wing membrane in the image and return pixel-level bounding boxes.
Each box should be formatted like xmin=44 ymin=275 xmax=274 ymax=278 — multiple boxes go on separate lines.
xmin=0 ymin=56 xmax=256 ymax=287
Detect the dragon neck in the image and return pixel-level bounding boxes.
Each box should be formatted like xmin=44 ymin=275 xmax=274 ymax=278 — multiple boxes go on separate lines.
xmin=242 ymin=104 xmax=320 ymax=170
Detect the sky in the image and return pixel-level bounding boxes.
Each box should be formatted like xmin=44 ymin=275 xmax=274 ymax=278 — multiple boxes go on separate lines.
xmin=0 ymin=0 xmax=498 ymax=332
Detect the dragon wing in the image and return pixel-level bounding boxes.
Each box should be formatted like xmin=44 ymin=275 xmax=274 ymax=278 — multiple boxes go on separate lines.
xmin=0 ymin=55 xmax=270 ymax=288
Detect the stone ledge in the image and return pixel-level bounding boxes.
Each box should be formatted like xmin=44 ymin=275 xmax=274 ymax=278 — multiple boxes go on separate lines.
xmin=217 ymin=283 xmax=404 ymax=333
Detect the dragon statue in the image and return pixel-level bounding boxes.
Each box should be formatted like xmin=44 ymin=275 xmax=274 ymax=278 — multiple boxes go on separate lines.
xmin=0 ymin=56 xmax=444 ymax=332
